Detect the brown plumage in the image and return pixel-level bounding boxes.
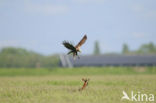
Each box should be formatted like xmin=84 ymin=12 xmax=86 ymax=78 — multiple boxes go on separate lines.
xmin=62 ymin=35 xmax=87 ymax=59
xmin=79 ymin=78 xmax=89 ymax=91
xmin=75 ymin=35 xmax=87 ymax=51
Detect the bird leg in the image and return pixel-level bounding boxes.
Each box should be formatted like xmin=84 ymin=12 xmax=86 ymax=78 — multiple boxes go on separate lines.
xmin=78 ymin=55 xmax=80 ymax=59
xmin=75 ymin=51 xmax=80 ymax=59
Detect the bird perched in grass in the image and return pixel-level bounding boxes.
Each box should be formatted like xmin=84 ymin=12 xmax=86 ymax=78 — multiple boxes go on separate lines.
xmin=62 ymin=35 xmax=87 ymax=59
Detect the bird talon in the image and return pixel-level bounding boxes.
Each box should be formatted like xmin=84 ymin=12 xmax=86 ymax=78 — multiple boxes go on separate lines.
xmin=78 ymin=56 xmax=80 ymax=59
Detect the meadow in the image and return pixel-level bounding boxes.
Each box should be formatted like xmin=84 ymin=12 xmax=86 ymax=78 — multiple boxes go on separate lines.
xmin=0 ymin=67 xmax=156 ymax=103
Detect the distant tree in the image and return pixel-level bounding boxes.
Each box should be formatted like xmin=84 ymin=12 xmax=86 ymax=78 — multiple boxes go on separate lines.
xmin=93 ymin=41 xmax=101 ymax=55
xmin=147 ymin=42 xmax=155 ymax=53
xmin=122 ymin=43 xmax=129 ymax=54
xmin=137 ymin=42 xmax=156 ymax=54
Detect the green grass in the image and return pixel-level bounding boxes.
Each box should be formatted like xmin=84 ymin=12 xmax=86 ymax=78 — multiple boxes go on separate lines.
xmin=0 ymin=67 xmax=156 ymax=103
xmin=0 ymin=67 xmax=156 ymax=76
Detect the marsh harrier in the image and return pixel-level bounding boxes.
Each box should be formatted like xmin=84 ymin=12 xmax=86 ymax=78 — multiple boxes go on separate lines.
xmin=62 ymin=35 xmax=87 ymax=59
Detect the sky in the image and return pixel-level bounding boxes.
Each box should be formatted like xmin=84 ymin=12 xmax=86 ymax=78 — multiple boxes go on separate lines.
xmin=0 ymin=0 xmax=156 ymax=55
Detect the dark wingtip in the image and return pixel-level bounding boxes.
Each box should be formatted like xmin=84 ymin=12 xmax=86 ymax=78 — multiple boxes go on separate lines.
xmin=84 ymin=34 xmax=87 ymax=38
xmin=62 ymin=41 xmax=65 ymax=45
xmin=62 ymin=41 xmax=67 ymax=45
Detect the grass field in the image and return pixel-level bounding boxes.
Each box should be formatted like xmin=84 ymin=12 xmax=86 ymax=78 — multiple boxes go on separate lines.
xmin=0 ymin=67 xmax=156 ymax=103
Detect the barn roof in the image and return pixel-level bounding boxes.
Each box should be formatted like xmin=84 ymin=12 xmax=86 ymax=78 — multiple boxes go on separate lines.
xmin=59 ymin=55 xmax=156 ymax=67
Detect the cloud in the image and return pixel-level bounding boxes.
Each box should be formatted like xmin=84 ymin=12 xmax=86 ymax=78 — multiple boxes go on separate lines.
xmin=145 ymin=11 xmax=156 ymax=18
xmin=132 ymin=4 xmax=144 ymax=12
xmin=24 ymin=2 xmax=69 ymax=15
xmin=0 ymin=0 xmax=69 ymax=15
xmin=132 ymin=4 xmax=156 ymax=18
xmin=132 ymin=32 xmax=146 ymax=39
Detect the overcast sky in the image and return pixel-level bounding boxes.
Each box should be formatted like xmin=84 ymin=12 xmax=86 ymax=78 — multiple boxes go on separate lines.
xmin=0 ymin=0 xmax=156 ymax=55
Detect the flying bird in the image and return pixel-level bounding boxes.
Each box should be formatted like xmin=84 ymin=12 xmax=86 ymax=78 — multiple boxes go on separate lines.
xmin=62 ymin=35 xmax=87 ymax=59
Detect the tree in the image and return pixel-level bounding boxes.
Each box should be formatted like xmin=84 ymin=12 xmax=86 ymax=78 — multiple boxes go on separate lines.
xmin=147 ymin=42 xmax=155 ymax=53
xmin=93 ymin=41 xmax=101 ymax=55
xmin=122 ymin=43 xmax=129 ymax=54
xmin=138 ymin=42 xmax=156 ymax=54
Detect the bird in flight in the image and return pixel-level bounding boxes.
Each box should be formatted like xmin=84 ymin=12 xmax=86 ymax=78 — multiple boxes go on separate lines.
xmin=62 ymin=35 xmax=87 ymax=59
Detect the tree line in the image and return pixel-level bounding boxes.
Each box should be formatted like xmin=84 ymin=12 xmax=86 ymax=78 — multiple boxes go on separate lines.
xmin=0 ymin=47 xmax=59 ymax=68
xmin=122 ymin=42 xmax=156 ymax=54
xmin=93 ymin=41 xmax=156 ymax=55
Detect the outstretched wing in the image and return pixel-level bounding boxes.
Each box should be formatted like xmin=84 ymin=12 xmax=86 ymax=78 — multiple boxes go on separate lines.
xmin=62 ymin=41 xmax=75 ymax=51
xmin=75 ymin=35 xmax=87 ymax=48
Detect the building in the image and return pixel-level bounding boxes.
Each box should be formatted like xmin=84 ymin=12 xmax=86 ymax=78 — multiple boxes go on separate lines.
xmin=59 ymin=55 xmax=156 ymax=67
